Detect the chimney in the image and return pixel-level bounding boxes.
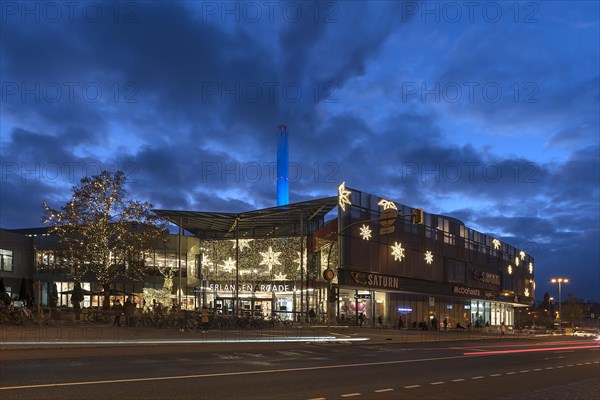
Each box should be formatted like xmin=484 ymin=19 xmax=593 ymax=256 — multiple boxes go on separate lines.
xmin=276 ymin=124 xmax=289 ymax=206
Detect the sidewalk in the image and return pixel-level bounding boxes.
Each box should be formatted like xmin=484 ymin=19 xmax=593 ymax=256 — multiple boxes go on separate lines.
xmin=0 ymin=322 xmax=537 ymax=350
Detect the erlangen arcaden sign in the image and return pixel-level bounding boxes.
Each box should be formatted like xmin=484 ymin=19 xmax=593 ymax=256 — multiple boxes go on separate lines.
xmin=206 ymin=283 xmax=296 ymax=293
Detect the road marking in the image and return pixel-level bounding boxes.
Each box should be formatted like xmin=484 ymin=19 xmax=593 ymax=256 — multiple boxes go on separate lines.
xmin=506 ymin=372 xmax=517 ymax=375
xmin=533 ymin=368 xmax=542 ymax=371
xmin=430 ymin=381 xmax=445 ymax=385
xmin=576 ymin=363 xmax=583 ymax=366
xmin=545 ymin=367 xmax=554 ymax=370
xmin=519 ymin=370 xmax=530 ymax=373
xmin=567 ymin=364 xmax=573 ymax=367
xmin=0 ymin=354 xmax=477 ymax=391
xmin=341 ymin=393 xmax=361 ymax=397
xmin=307 ymin=398 xmax=325 ymax=400
xmin=471 ymin=376 xmax=484 ymax=379
xmin=585 ymin=362 xmax=592 ymax=365
xmin=489 ymin=374 xmax=502 ymax=377
xmin=452 ymin=378 xmax=466 ymax=382
xmin=374 ymin=389 xmax=394 ymax=393
xmin=404 ymin=385 xmax=421 ymax=389
xmin=556 ymin=365 xmax=564 ymax=368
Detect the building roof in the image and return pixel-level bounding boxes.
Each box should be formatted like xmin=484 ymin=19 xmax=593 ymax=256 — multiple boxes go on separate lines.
xmin=153 ymin=197 xmax=338 ymax=239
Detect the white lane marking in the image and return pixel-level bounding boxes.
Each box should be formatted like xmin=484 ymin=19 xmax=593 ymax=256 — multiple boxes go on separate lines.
xmin=452 ymin=379 xmax=466 ymax=382
xmin=0 ymin=354 xmax=476 ymax=391
xmin=341 ymin=393 xmax=361 ymax=398
xmin=404 ymin=385 xmax=421 ymax=389
xmin=519 ymin=370 xmax=530 ymax=373
xmin=506 ymin=372 xmax=517 ymax=375
xmin=533 ymin=368 xmax=542 ymax=371
xmin=545 ymin=367 xmax=554 ymax=370
xmin=471 ymin=376 xmax=484 ymax=379
xmin=490 ymin=374 xmax=502 ymax=377
xmin=307 ymin=398 xmax=326 ymax=400
xmin=585 ymin=362 xmax=592 ymax=365
xmin=576 ymin=363 xmax=583 ymax=366
xmin=430 ymin=381 xmax=445 ymax=385
xmin=567 ymin=365 xmax=573 ymax=367
xmin=374 ymin=389 xmax=394 ymax=393
xmin=556 ymin=365 xmax=564 ymax=368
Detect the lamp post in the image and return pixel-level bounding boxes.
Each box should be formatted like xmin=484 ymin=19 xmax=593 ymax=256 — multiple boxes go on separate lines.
xmin=550 ymin=278 xmax=568 ymax=328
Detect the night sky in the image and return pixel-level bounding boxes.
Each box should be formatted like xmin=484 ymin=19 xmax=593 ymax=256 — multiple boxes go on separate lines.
xmin=1 ymin=1 xmax=598 ymax=301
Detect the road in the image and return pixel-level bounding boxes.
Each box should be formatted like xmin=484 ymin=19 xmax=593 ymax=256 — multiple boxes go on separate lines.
xmin=1 ymin=336 xmax=598 ymax=399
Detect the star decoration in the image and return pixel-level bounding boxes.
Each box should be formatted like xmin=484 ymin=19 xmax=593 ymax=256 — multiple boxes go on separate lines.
xmin=273 ymin=272 xmax=287 ymax=281
xmin=259 ymin=246 xmax=282 ymax=271
xmin=232 ymin=239 xmax=253 ymax=252
xmin=338 ymin=182 xmax=352 ymax=212
xmin=515 ymin=256 xmax=520 ymax=267
xmin=508 ymin=265 xmax=513 ymax=275
xmin=219 ymin=257 xmax=236 ymax=273
xmin=294 ymin=250 xmax=307 ymax=270
xmin=524 ymin=288 xmax=530 ymax=297
xmin=391 ymin=242 xmax=405 ymax=261
xmin=519 ymin=251 xmax=526 ymax=260
xmin=425 ymin=251 xmax=433 ymax=264
xmin=202 ymin=253 xmax=213 ymax=268
xmin=528 ymin=262 xmax=533 ymax=274
xmin=359 ymin=224 xmax=372 ymax=240
xmin=378 ymin=199 xmax=397 ymax=210
xmin=492 ymin=239 xmax=501 ymax=250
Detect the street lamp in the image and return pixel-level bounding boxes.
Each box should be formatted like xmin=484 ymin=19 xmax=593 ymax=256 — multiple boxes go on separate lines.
xmin=550 ymin=278 xmax=569 ymax=328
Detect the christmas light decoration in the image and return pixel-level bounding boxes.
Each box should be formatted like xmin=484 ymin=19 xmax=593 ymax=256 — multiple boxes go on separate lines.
xmin=515 ymin=256 xmax=520 ymax=267
xmin=231 ymin=239 xmax=253 ymax=252
xmin=391 ymin=242 xmax=405 ymax=261
xmin=294 ymin=250 xmax=307 ymax=271
xmin=529 ymin=262 xmax=533 ymax=274
xmin=524 ymin=288 xmax=530 ymax=297
xmin=273 ymin=272 xmax=287 ymax=281
xmin=508 ymin=265 xmax=513 ymax=275
xmin=425 ymin=251 xmax=433 ymax=264
xmin=259 ymin=246 xmax=282 ymax=272
xmin=219 ymin=257 xmax=236 ymax=273
xmin=378 ymin=199 xmax=397 ymax=210
xmin=338 ymin=182 xmax=351 ymax=212
xmin=493 ymin=239 xmax=501 ymax=250
xmin=359 ymin=224 xmax=372 ymax=240
xmin=519 ymin=250 xmax=525 ymax=260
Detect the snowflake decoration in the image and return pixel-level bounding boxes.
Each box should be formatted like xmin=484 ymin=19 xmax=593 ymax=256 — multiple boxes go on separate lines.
xmin=515 ymin=256 xmax=520 ymax=267
xmin=492 ymin=239 xmax=501 ymax=250
xmin=391 ymin=242 xmax=405 ymax=261
xmin=338 ymin=182 xmax=352 ymax=212
xmin=519 ymin=250 xmax=526 ymax=260
xmin=524 ymin=288 xmax=530 ymax=297
xmin=294 ymin=250 xmax=307 ymax=271
xmin=425 ymin=251 xmax=433 ymax=264
xmin=219 ymin=257 xmax=236 ymax=273
xmin=273 ymin=272 xmax=287 ymax=281
xmin=528 ymin=262 xmax=533 ymax=274
xmin=201 ymin=253 xmax=213 ymax=268
xmin=359 ymin=224 xmax=372 ymax=240
xmin=231 ymin=239 xmax=253 ymax=252
xmin=508 ymin=265 xmax=513 ymax=275
xmin=259 ymin=246 xmax=282 ymax=271
xmin=378 ymin=199 xmax=397 ymax=210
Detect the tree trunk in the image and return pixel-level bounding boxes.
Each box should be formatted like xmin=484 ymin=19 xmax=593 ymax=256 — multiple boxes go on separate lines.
xmin=103 ymin=283 xmax=111 ymax=310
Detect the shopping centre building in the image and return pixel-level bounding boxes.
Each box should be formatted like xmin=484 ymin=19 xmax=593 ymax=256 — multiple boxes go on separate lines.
xmin=1 ymin=184 xmax=535 ymax=329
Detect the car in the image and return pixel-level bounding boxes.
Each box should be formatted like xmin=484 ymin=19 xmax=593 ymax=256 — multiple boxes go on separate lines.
xmin=572 ymin=329 xmax=599 ymax=338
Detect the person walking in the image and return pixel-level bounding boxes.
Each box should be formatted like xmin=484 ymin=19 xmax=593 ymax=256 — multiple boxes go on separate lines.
xmin=112 ymin=299 xmax=123 ymax=327
xmin=443 ymin=317 xmax=448 ymax=331
xmin=124 ymin=297 xmax=134 ymax=327
xmin=398 ymin=316 xmax=404 ymax=330
xmin=201 ymin=306 xmax=210 ymax=333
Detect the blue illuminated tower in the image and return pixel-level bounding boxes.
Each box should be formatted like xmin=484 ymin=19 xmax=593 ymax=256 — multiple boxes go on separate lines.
xmin=276 ymin=124 xmax=289 ymax=206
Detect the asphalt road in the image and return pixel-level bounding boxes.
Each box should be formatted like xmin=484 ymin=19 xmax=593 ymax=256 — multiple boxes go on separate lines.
xmin=1 ymin=337 xmax=598 ymax=400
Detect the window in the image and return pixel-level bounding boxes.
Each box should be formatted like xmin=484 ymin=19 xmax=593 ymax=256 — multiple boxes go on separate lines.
xmin=446 ymin=260 xmax=466 ymax=283
xmin=0 ymin=249 xmax=13 ymax=271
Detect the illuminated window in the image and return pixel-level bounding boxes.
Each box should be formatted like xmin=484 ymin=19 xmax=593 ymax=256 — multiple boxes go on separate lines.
xmin=0 ymin=249 xmax=13 ymax=271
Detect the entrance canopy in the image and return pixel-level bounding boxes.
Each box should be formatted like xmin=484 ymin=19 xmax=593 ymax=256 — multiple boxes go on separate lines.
xmin=153 ymin=197 xmax=338 ymax=239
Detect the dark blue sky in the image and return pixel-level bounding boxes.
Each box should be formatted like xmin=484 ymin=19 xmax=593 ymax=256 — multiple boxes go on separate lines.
xmin=1 ymin=1 xmax=598 ymax=301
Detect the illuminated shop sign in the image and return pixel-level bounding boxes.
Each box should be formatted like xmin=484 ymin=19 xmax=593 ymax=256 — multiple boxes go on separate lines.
xmin=207 ymin=283 xmax=296 ymax=293
xmin=453 ymin=285 xmax=481 ymax=297
xmin=397 ymin=307 xmax=412 ymax=313
xmin=349 ymin=271 xmax=400 ymax=290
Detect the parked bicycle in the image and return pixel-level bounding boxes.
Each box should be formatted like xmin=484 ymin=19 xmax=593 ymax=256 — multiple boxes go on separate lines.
xmin=0 ymin=306 xmax=23 ymax=325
